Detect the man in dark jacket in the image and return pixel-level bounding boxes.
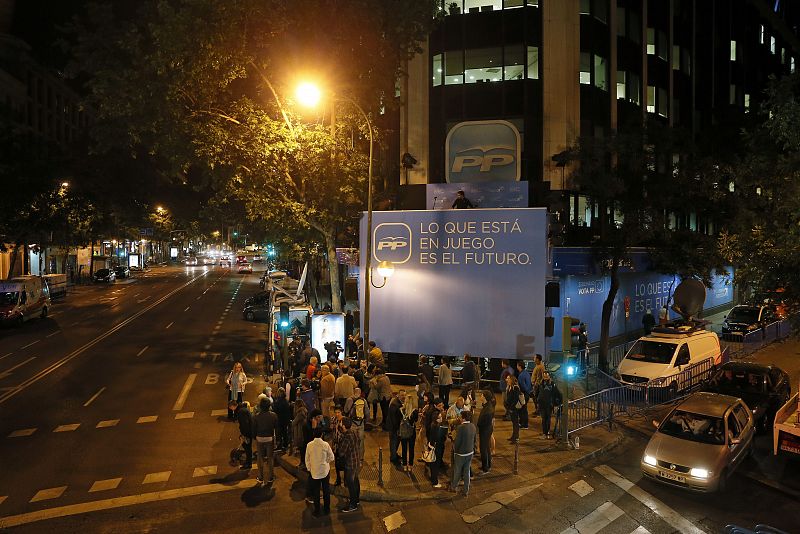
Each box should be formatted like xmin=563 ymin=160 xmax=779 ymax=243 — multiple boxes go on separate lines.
xmin=516 ymin=361 xmax=532 ymax=429
xmin=237 ymin=401 xmax=254 ymax=469
xmin=272 ymin=388 xmax=292 ymax=451
xmin=449 ymin=410 xmax=476 ymax=496
xmin=460 ymin=354 xmax=478 ymax=401
xmin=476 ymin=390 xmax=495 ymax=474
xmin=536 ymin=372 xmax=561 ymax=439
xmin=418 ymin=355 xmax=435 ymax=387
xmin=337 ymin=417 xmax=362 ymax=513
xmin=253 ymin=398 xmax=278 ymax=485
xmin=386 ymin=390 xmax=405 ymax=465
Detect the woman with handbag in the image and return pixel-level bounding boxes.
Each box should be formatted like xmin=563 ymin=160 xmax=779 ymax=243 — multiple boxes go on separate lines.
xmin=226 ymin=362 xmax=247 ymax=419
xmin=425 ymin=398 xmax=447 ymax=488
xmin=399 ymin=394 xmax=419 ymax=472
xmin=504 ymin=375 xmax=522 ymax=444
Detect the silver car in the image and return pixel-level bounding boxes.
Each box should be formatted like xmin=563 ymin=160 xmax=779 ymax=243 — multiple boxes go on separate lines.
xmin=641 ymin=391 xmax=755 ymax=492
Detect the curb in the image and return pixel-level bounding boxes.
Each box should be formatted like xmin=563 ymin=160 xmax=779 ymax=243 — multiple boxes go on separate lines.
xmin=739 ymin=470 xmax=800 ymax=501
xmin=275 ymin=429 xmax=625 ymax=503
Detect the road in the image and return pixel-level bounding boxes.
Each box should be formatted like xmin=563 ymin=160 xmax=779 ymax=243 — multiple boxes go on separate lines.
xmin=0 ymin=269 xmax=798 ymax=533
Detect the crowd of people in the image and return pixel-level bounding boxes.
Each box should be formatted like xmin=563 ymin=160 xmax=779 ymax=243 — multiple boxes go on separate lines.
xmin=224 ymin=346 xmax=564 ymax=516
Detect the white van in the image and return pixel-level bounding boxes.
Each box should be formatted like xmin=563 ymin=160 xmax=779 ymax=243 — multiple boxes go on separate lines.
xmin=616 ymin=326 xmax=721 ymax=386
xmin=0 ymin=276 xmax=51 ymax=326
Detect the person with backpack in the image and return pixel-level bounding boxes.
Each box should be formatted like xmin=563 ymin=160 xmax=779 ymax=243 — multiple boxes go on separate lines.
xmin=344 ymin=387 xmax=368 ymax=460
xmin=387 ymin=390 xmax=406 ymax=466
xmin=399 ymin=392 xmax=419 ymax=472
xmin=504 ymin=374 xmax=522 ymax=444
xmin=537 ymin=372 xmax=561 ymax=439
xmin=236 ymin=401 xmax=254 ymax=470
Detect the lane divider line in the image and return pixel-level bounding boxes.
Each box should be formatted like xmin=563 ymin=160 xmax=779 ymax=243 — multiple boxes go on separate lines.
xmin=0 ymin=271 xmax=210 ymax=405
xmin=136 ymin=346 xmax=149 ymax=357
xmin=172 ymin=374 xmax=197 ymax=411
xmin=0 ymin=357 xmax=37 ymax=379
xmin=19 ymin=340 xmax=40 ymax=350
xmin=83 ymin=387 xmax=106 ymax=407
xmin=165 ymin=322 xmax=174 ymax=329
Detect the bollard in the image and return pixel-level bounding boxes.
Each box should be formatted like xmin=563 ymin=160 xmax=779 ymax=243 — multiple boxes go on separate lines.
xmin=513 ymin=440 xmax=519 ymax=475
xmin=378 ymin=447 xmax=384 ymax=487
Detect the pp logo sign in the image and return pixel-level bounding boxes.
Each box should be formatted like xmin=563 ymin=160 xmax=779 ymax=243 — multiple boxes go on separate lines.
xmin=445 ymin=120 xmax=521 ymax=183
xmin=373 ymin=223 xmax=412 ymax=264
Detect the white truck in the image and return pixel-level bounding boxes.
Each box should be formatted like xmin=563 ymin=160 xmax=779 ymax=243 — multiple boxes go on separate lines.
xmin=773 ymin=389 xmax=800 ymax=456
xmin=0 ymin=276 xmax=51 ymax=325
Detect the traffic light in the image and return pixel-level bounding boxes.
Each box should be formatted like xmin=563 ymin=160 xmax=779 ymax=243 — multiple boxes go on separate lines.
xmin=562 ymin=316 xmax=581 ymax=352
xmin=279 ymin=302 xmax=289 ymax=329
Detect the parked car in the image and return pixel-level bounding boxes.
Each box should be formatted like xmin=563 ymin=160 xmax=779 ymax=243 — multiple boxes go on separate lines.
xmin=641 ymin=391 xmax=755 ymax=492
xmin=615 ymin=326 xmax=721 ymax=386
xmin=114 ymin=266 xmax=131 ymax=279
xmin=237 ymin=262 xmax=253 ymax=274
xmin=219 ymin=256 xmax=231 ymax=267
xmin=0 ymin=276 xmax=51 ymax=325
xmin=243 ymin=302 xmax=270 ymax=322
xmin=94 ymin=269 xmax=116 ymax=283
xmin=703 ymin=362 xmax=791 ymax=432
xmin=721 ymin=305 xmax=777 ymax=335
xmin=244 ymin=291 xmax=270 ymax=307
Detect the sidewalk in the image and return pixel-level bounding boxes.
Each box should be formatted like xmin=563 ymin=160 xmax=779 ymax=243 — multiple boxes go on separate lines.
xmin=275 ymin=388 xmax=623 ymax=502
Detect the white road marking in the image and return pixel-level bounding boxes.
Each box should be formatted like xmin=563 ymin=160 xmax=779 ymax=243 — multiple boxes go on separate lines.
xmin=136 ymin=346 xmax=149 ymax=357
xmin=204 ymin=344 xmax=212 ymax=350
xmin=0 ymin=479 xmax=260 ymax=528
xmin=165 ymin=321 xmax=174 ymax=329
xmin=192 ymin=466 xmax=217 ymax=477
xmin=46 ymin=331 xmax=61 ymax=338
xmin=193 ymin=362 xmax=202 ymax=369
xmin=173 ymin=374 xmax=197 ymax=411
xmin=29 ymin=486 xmax=67 ymax=503
xmin=83 ymin=386 xmax=106 ymax=407
xmin=184 ymin=306 xmax=190 ymax=312
xmin=213 ymin=326 xmax=220 ymax=331
xmin=0 ymin=353 xmax=12 ymax=361
xmin=8 ymin=428 xmax=36 ymax=438
xmin=210 ymin=409 xmax=228 ymax=416
xmin=196 ymin=296 xmax=201 ymax=300
xmin=137 ymin=416 xmax=158 ymax=424
xmin=560 ymin=501 xmax=624 ymax=534
xmin=175 ymin=412 xmax=194 ymax=419
xmin=19 ymin=340 xmax=40 ymax=350
xmin=462 ymin=484 xmax=541 ymax=524
xmin=96 ymin=419 xmax=120 ymax=428
xmin=54 ymin=424 xmax=80 ymax=433
xmin=594 ymin=465 xmax=707 ymax=534
xmin=0 ymin=272 xmax=210 ymax=405
xmin=629 ymin=527 xmax=651 ymax=534
xmin=569 ymin=479 xmax=594 ymax=497
xmin=0 ymin=357 xmax=37 ymax=379
xmin=142 ymin=471 xmax=171 ymax=484
xmin=384 ymin=511 xmax=407 ymax=532
xmin=89 ymin=478 xmax=122 ymax=493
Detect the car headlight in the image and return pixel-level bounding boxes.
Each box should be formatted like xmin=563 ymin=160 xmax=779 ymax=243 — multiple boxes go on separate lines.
xmin=643 ymin=455 xmax=657 ymax=466
xmin=689 ymin=468 xmax=708 ymax=478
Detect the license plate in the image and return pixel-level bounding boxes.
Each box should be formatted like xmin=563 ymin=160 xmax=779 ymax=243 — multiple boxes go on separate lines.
xmin=658 ymin=470 xmax=685 ymax=483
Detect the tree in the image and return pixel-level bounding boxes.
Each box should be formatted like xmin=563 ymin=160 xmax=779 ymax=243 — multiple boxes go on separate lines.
xmin=71 ymin=0 xmax=437 ymax=310
xmin=568 ymin=121 xmax=725 ymax=370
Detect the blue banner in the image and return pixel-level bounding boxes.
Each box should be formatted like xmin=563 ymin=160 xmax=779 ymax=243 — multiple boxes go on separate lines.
xmin=360 ymin=208 xmax=548 ymax=359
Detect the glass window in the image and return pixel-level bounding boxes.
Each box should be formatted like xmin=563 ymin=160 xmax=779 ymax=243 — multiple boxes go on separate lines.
xmin=628 ymin=72 xmax=641 ymax=105
xmin=465 ymin=0 xmax=502 ymax=13
xmin=580 ymin=52 xmax=591 ymax=84
xmin=791 ymin=57 xmax=796 ymax=74
xmin=672 ymin=45 xmax=680 ymax=70
xmin=744 ymin=93 xmax=751 ymax=110
xmin=526 ymin=46 xmax=540 ymax=79
xmin=759 ymin=24 xmax=765 ymax=44
xmin=781 ymin=48 xmax=786 ymax=64
xmin=626 ymin=340 xmax=676 ymax=364
xmin=464 ymin=47 xmax=502 ymax=83
xmin=770 ymin=36 xmax=776 ymax=54
xmin=594 ymin=0 xmax=608 ymax=23
xmin=647 ymin=28 xmax=655 ymax=55
xmin=503 ymin=0 xmax=524 ymax=8
xmin=580 ymin=0 xmax=590 ymax=15
xmin=629 ymin=11 xmax=641 ymax=43
xmin=617 ymin=70 xmax=626 ymax=99
xmin=658 ymin=87 xmax=668 ymax=117
xmin=616 ymin=7 xmax=626 ymax=37
xmin=730 ymin=40 xmax=737 ymax=61
xmin=594 ymin=55 xmax=608 ymax=91
xmin=647 ymin=85 xmax=656 ymax=113
xmin=730 ymin=84 xmax=737 ymax=105
xmin=504 ymin=45 xmax=525 ymax=80
xmin=432 ymin=54 xmax=443 ymax=86
xmin=657 ymin=30 xmax=667 ymax=60
xmin=445 ymin=51 xmax=464 ymax=85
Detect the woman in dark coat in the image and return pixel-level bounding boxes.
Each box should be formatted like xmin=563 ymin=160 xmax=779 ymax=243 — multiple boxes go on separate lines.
xmin=476 ymin=390 xmax=495 ymax=474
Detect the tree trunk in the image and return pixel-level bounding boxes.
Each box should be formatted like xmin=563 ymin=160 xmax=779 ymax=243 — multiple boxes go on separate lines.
xmin=323 ymin=230 xmax=342 ymax=312
xmin=599 ymin=261 xmax=620 ymax=372
xmin=61 ymin=246 xmax=69 ymax=275
xmin=89 ymin=240 xmax=95 ymax=277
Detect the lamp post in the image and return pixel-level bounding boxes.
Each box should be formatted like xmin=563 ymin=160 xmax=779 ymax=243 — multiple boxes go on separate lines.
xmin=295 ymin=83 xmax=378 ymax=350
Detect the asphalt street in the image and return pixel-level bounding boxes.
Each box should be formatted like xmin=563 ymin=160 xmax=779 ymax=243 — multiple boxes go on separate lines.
xmin=0 ymin=266 xmax=798 ymax=533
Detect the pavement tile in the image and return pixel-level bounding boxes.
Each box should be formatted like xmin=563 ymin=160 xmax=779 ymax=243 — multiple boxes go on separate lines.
xmin=568 ymin=479 xmax=595 ymax=497
xmin=8 ymin=428 xmax=37 ymax=438
xmin=192 ymin=466 xmax=218 ymax=477
xmin=53 ymin=424 xmax=81 ymax=433
xmin=210 ymin=409 xmax=228 ymax=416
xmin=89 ymin=478 xmax=122 ymax=492
xmin=175 ymin=412 xmax=195 ymax=419
xmin=30 ymin=486 xmax=67 ymax=503
xmin=142 ymin=471 xmax=171 ymax=484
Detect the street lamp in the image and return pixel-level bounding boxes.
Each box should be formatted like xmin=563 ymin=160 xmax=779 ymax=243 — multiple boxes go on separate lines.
xmin=295 ymin=82 xmax=377 ymax=350
xmin=372 ymin=260 xmax=395 ymax=288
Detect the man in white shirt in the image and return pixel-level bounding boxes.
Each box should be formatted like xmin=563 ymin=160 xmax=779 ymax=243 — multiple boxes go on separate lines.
xmin=305 ymin=427 xmax=335 ymax=517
